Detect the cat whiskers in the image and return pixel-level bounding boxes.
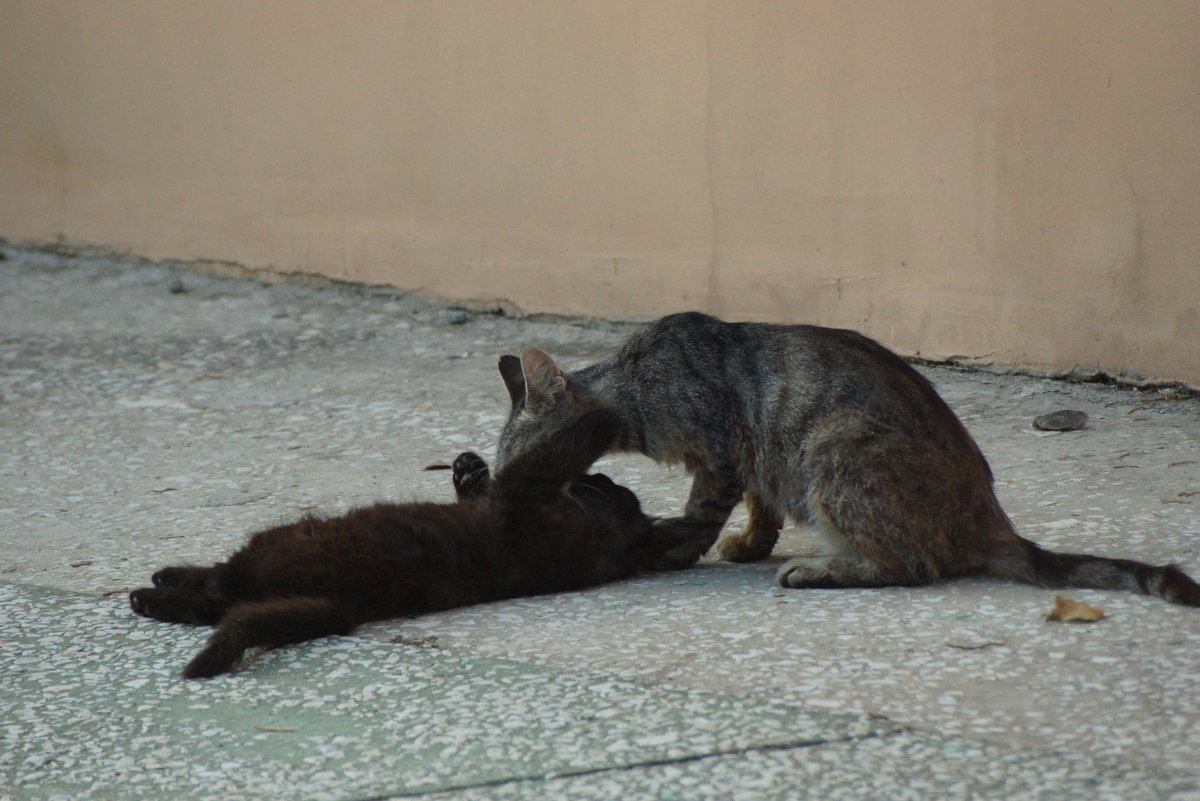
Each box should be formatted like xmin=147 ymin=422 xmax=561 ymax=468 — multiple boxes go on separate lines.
xmin=564 ymin=491 xmax=591 ymax=518
xmin=566 ymin=483 xmax=607 ymax=520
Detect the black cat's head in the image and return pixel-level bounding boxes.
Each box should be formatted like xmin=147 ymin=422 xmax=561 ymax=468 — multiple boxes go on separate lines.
xmin=568 ymin=472 xmax=653 ymax=536
xmin=496 ymin=345 xmax=603 ymax=468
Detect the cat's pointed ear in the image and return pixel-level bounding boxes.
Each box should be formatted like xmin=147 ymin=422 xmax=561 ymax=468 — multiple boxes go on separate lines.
xmin=498 ymin=354 xmax=525 ymax=407
xmin=520 ymin=345 xmax=567 ymax=408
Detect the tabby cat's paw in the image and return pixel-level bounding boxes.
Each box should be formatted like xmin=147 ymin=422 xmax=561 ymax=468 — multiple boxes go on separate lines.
xmin=776 ymin=556 xmax=882 ymax=589
xmin=452 ymin=452 xmax=491 ymax=499
xmin=716 ymin=531 xmax=778 ymax=563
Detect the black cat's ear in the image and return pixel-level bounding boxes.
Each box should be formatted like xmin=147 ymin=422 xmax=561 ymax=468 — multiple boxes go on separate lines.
xmin=498 ymin=355 xmax=524 ymax=407
xmin=520 ymin=345 xmax=567 ymax=409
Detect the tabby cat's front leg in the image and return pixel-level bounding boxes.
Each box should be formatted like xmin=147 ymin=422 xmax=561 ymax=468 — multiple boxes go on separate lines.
xmin=717 ymin=491 xmax=783 ymax=562
xmin=651 ymin=467 xmax=744 ymax=569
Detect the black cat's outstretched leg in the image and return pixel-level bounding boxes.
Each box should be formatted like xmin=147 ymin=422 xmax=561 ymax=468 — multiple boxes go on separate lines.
xmin=647 ymin=519 xmax=722 ymax=570
xmin=452 ymin=452 xmax=491 ymax=499
xmin=131 ymin=564 xmax=225 ymax=626
xmin=650 ymin=465 xmax=745 ymax=569
xmin=183 ymin=597 xmax=355 ymax=679
xmin=494 ymin=410 xmax=619 ymax=498
xmin=130 ymin=587 xmax=224 ymax=625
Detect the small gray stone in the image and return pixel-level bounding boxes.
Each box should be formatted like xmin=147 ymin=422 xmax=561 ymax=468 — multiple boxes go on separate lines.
xmin=1033 ymin=409 xmax=1089 ymax=431
xmin=445 ymin=309 xmax=469 ymax=325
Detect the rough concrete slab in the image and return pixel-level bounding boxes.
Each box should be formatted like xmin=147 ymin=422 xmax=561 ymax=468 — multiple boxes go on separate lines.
xmin=375 ymin=564 xmax=1200 ymax=774
xmin=4 ymin=586 xmax=1197 ymax=801
xmin=0 ymin=582 xmax=891 ymax=801
xmin=3 ymin=247 xmax=1200 ymax=797
xmin=426 ymin=734 xmax=1200 ymax=801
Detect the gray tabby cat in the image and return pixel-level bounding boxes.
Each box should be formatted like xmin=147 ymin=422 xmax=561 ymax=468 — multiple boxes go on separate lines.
xmin=495 ymin=311 xmax=1200 ymax=605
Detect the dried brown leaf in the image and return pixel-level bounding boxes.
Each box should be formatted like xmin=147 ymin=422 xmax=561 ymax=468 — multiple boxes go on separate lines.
xmin=424 ymin=461 xmax=452 ymax=471
xmin=1046 ymin=595 xmax=1105 ymax=623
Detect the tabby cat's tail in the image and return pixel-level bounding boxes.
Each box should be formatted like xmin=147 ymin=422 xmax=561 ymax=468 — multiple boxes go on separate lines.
xmin=988 ymin=537 xmax=1200 ymax=607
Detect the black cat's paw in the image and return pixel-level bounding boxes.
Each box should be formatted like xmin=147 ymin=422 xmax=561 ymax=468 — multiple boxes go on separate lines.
xmin=452 ymin=452 xmax=491 ymax=499
xmin=151 ymin=567 xmax=188 ymax=587
xmin=128 ymin=586 xmax=223 ymax=625
xmin=646 ymin=518 xmax=721 ymax=571
xmin=129 ymin=587 xmax=155 ymax=617
xmin=131 ymin=586 xmax=184 ymax=621
xmin=151 ymin=566 xmax=210 ymax=589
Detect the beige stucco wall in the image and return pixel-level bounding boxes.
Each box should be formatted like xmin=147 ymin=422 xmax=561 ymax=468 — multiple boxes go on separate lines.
xmin=2 ymin=2 xmax=1198 ymax=385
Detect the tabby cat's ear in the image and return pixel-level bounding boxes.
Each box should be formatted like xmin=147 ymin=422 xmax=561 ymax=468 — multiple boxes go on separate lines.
xmin=498 ymin=355 xmax=525 ymax=407
xmin=519 ymin=345 xmax=567 ymax=408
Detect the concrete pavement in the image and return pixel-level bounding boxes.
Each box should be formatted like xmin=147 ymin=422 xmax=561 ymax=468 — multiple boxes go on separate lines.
xmin=2 ymin=245 xmax=1198 ymax=800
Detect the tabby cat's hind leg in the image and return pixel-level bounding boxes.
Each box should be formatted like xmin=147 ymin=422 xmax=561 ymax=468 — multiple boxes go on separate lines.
xmin=776 ymin=555 xmax=910 ymax=589
xmin=776 ymin=409 xmax=965 ymax=590
xmin=183 ymin=597 xmax=355 ymax=679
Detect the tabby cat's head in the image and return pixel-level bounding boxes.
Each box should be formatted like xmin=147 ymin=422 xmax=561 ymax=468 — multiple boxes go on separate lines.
xmin=495 ymin=345 xmax=596 ymax=468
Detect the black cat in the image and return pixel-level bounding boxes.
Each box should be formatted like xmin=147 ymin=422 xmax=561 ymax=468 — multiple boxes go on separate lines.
xmin=130 ymin=410 xmax=669 ymax=678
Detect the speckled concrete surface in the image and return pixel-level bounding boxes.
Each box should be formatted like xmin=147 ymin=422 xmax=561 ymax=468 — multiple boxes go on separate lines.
xmin=2 ymin=583 xmax=894 ymax=800
xmin=2 ymin=247 xmax=1199 ymax=798
xmin=426 ymin=734 xmax=1199 ymax=801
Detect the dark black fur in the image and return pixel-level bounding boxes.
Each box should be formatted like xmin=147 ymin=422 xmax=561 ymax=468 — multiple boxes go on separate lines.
xmin=130 ymin=410 xmax=673 ymax=678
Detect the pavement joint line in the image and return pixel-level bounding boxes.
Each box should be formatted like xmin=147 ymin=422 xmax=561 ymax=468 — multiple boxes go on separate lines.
xmin=353 ymin=732 xmax=892 ymax=800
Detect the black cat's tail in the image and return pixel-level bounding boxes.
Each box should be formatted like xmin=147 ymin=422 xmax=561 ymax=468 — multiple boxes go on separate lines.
xmin=493 ymin=409 xmax=620 ymax=496
xmin=986 ymin=536 xmax=1200 ymax=607
xmin=183 ymin=597 xmax=355 ymax=679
